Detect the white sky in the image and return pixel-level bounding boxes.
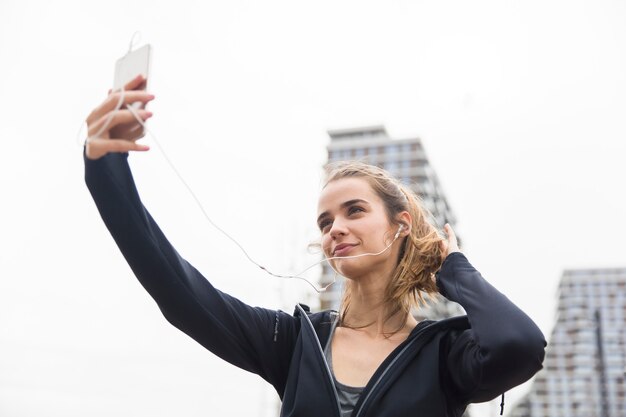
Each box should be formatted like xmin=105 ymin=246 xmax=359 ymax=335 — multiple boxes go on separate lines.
xmin=1 ymin=1 xmax=625 ymax=416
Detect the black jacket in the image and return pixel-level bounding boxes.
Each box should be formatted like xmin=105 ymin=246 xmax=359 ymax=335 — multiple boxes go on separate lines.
xmin=85 ymin=152 xmax=546 ymax=417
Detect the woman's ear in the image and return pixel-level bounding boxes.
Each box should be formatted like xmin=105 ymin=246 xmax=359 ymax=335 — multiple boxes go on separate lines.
xmin=396 ymin=211 xmax=412 ymax=236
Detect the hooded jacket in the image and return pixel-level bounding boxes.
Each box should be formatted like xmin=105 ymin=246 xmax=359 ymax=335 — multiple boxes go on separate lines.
xmin=84 ymin=152 xmax=546 ymax=417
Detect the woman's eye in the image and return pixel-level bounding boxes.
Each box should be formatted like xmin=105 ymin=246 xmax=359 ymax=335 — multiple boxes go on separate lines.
xmin=319 ymin=220 xmax=332 ymax=232
xmin=348 ymin=206 xmax=364 ymax=215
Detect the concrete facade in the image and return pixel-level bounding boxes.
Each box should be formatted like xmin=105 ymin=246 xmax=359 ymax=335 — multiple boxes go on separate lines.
xmin=510 ymin=268 xmax=626 ymax=417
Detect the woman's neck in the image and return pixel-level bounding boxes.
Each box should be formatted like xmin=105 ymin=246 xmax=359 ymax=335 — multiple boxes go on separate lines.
xmin=340 ymin=279 xmax=417 ymax=337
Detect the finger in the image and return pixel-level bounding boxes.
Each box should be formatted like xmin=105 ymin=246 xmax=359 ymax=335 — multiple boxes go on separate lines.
xmin=444 ymin=223 xmax=461 ymax=252
xmin=88 ymin=108 xmax=152 ymax=137
xmin=88 ymin=109 xmax=152 ymax=138
xmin=86 ymin=137 xmax=150 ymax=160
xmin=108 ymin=138 xmax=150 ymax=152
xmin=88 ymin=91 xmax=155 ymax=123
xmin=439 ymin=239 xmax=449 ymax=254
xmin=443 ymin=224 xmax=456 ymax=246
xmin=109 ymin=121 xmax=147 ymax=141
xmin=444 ymin=223 xmax=456 ymax=239
xmin=123 ymin=74 xmax=147 ymax=91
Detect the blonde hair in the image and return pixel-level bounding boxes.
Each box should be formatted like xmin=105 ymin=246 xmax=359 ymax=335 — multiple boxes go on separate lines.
xmin=323 ymin=161 xmax=445 ymax=334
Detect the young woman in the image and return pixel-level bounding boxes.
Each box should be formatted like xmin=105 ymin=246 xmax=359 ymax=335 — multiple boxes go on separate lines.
xmin=84 ymin=76 xmax=546 ymax=417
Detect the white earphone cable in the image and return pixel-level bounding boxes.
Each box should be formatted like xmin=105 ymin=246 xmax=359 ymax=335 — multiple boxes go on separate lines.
xmin=83 ymin=47 xmax=405 ymax=293
xmin=132 ymin=101 xmax=405 ymax=292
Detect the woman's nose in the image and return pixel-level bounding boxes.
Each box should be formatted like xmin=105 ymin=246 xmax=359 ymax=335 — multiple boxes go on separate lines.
xmin=329 ymin=219 xmax=348 ymax=239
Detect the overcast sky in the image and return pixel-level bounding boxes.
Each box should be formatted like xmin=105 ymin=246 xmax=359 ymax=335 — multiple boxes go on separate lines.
xmin=1 ymin=1 xmax=625 ymax=416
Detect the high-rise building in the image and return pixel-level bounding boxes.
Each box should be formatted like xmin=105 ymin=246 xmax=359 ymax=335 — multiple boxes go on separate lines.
xmin=510 ymin=267 xmax=626 ymax=417
xmin=319 ymin=125 xmax=462 ymax=319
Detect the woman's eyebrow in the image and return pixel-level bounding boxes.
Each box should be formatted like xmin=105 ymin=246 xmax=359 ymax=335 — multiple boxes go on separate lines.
xmin=317 ymin=199 xmax=370 ymax=225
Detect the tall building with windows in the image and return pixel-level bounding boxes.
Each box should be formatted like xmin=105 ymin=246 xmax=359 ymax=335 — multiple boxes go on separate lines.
xmin=319 ymin=125 xmax=462 ymax=319
xmin=510 ymin=267 xmax=626 ymax=417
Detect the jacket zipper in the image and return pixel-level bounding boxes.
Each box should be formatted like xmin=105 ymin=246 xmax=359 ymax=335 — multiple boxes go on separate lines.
xmin=353 ymin=324 xmax=436 ymax=417
xmin=296 ymin=304 xmax=342 ymax=417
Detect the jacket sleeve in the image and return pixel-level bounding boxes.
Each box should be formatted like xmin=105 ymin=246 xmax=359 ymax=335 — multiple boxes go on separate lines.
xmin=84 ymin=151 xmax=297 ymax=396
xmin=436 ymin=252 xmax=546 ymax=403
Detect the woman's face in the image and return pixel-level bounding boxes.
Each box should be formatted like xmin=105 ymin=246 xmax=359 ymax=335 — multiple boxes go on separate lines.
xmin=317 ymin=177 xmax=400 ymax=280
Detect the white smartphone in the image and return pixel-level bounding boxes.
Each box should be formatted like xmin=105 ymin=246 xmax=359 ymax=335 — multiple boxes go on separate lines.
xmin=111 ymin=44 xmax=152 ymax=140
xmin=113 ymin=44 xmax=151 ymax=91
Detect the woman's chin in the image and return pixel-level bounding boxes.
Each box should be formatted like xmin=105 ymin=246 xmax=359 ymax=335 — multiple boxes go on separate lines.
xmin=332 ymin=260 xmax=363 ymax=280
xmin=332 ymin=256 xmax=394 ymax=282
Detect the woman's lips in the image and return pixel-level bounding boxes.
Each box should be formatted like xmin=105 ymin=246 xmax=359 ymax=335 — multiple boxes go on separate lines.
xmin=333 ymin=244 xmax=355 ymax=257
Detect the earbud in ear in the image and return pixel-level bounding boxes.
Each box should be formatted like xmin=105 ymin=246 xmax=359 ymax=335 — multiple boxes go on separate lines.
xmin=394 ymin=224 xmax=405 ymax=239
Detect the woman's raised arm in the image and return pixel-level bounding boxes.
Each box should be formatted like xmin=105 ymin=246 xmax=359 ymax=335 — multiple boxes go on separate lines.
xmin=83 ymin=81 xmax=298 ymax=397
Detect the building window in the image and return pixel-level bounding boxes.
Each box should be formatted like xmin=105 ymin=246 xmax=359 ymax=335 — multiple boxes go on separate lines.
xmin=386 ymin=144 xmax=399 ymax=155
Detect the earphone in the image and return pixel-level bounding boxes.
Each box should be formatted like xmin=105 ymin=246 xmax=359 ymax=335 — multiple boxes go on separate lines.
xmin=394 ymin=224 xmax=406 ymax=239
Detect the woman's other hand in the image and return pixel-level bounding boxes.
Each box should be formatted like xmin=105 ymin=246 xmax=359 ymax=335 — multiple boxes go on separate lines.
xmin=440 ymin=223 xmax=460 ymax=259
xmin=85 ymin=75 xmax=155 ymax=160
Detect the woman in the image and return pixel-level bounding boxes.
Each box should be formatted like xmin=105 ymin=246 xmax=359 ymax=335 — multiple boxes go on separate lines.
xmin=84 ymin=76 xmax=546 ymax=417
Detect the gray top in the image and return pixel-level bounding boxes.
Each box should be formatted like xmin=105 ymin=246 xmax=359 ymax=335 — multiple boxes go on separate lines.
xmin=324 ymin=315 xmax=365 ymax=417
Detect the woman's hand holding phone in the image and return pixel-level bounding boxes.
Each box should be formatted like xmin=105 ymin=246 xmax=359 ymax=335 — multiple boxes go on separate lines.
xmin=85 ymin=75 xmax=155 ymax=160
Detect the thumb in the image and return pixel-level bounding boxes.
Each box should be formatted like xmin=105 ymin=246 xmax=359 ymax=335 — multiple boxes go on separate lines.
xmin=108 ymin=139 xmax=150 ymax=153
xmin=443 ymin=223 xmax=459 ymax=253
xmin=85 ymin=137 xmax=150 ymax=160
